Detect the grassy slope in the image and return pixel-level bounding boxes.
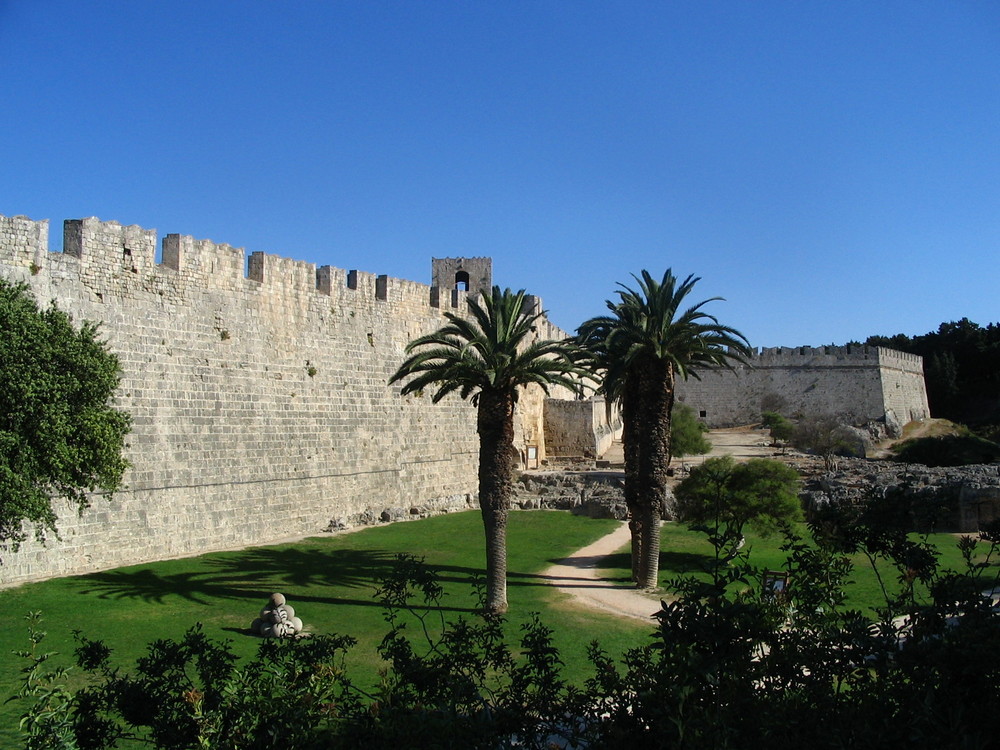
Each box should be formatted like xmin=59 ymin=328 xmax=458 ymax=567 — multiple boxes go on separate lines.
xmin=1 ymin=511 xmax=647 ymax=748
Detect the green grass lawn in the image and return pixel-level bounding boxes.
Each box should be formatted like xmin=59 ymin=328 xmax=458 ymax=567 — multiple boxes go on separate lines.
xmin=598 ymin=521 xmax=1000 ymax=614
xmin=6 ymin=511 xmax=995 ymax=749
xmin=1 ymin=511 xmax=648 ymax=749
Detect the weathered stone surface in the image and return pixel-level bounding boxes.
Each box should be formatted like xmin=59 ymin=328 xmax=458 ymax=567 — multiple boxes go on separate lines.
xmin=799 ymin=457 xmax=1000 ymax=532
xmin=0 ymin=213 xmax=572 ymax=587
xmin=514 ymin=471 xmax=633 ymax=520
xmin=380 ymin=507 xmax=407 ymax=523
xmin=676 ymin=346 xmax=929 ymax=429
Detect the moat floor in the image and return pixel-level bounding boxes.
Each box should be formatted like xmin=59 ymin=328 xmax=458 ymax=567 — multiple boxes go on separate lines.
xmin=548 ymin=428 xmax=778 ymax=620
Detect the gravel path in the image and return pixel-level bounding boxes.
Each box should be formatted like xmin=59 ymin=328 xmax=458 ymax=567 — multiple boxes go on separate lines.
xmin=542 ymin=521 xmax=661 ymax=622
xmin=542 ymin=428 xmax=777 ymax=622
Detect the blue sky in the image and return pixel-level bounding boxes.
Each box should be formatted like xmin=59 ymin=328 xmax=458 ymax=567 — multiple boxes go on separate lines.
xmin=2 ymin=2 xmax=997 ymax=347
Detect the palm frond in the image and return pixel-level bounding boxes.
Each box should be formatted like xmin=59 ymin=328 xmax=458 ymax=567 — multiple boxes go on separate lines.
xmin=577 ymin=268 xmax=751 ymax=390
xmin=389 ymin=285 xmax=592 ymax=405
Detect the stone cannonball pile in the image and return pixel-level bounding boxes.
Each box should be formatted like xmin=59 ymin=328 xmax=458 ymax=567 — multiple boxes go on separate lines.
xmin=250 ymin=593 xmax=304 ymax=638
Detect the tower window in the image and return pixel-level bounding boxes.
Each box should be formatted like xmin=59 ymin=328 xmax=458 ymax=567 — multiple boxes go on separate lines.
xmin=455 ymin=270 xmax=470 ymax=291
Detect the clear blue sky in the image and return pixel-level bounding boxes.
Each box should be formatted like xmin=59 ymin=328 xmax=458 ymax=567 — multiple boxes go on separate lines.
xmin=2 ymin=2 xmax=997 ymax=347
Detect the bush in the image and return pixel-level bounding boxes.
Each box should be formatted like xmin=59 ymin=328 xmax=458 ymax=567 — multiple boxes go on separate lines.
xmin=670 ymin=403 xmax=711 ymax=460
xmin=761 ymin=410 xmax=794 ymax=449
xmin=891 ymin=434 xmax=1000 ymax=467
xmin=792 ymin=414 xmax=861 ymax=469
xmin=674 ymin=456 xmax=802 ymax=549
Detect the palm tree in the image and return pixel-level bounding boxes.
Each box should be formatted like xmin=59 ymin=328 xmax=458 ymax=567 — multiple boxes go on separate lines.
xmin=389 ymin=286 xmax=588 ymax=614
xmin=577 ymin=270 xmax=751 ymax=589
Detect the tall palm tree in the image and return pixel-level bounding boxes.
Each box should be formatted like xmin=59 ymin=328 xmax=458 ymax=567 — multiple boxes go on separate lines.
xmin=578 ymin=270 xmax=751 ymax=589
xmin=389 ymin=286 xmax=588 ymax=614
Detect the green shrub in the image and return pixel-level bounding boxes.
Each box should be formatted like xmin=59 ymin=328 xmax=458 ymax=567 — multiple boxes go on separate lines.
xmin=0 ymin=280 xmax=130 ymax=551
xmin=891 ymin=434 xmax=1000 ymax=466
xmin=670 ymin=403 xmax=711 ymax=460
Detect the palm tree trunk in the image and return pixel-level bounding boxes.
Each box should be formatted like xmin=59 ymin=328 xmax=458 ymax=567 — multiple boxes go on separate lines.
xmin=629 ymin=516 xmax=643 ymax=583
xmin=635 ymin=358 xmax=674 ymax=590
xmin=639 ymin=504 xmax=662 ymax=589
xmin=477 ymin=388 xmax=516 ymax=614
xmin=621 ymin=378 xmax=644 ymax=583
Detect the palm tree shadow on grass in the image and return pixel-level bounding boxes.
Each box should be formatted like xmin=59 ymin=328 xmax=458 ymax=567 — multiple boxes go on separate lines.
xmin=659 ymin=550 xmax=717 ymax=575
xmin=71 ymin=548 xmax=481 ymax=614
xmin=587 ymin=550 xmax=715 ymax=584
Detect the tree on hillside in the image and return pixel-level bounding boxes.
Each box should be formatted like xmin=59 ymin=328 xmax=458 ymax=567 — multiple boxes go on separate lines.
xmin=389 ymin=287 xmax=589 ymax=614
xmin=577 ymin=270 xmax=751 ymax=589
xmin=0 ymin=279 xmax=131 ymax=555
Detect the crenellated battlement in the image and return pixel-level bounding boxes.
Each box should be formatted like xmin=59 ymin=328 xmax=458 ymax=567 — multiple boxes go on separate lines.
xmin=679 ymin=344 xmax=929 ymax=428
xmin=0 ymin=210 xmax=583 ymax=587
xmin=0 ymin=209 xmax=931 ymax=586
xmin=746 ymin=344 xmax=924 ymax=375
xmin=0 ymin=213 xmax=499 ymax=314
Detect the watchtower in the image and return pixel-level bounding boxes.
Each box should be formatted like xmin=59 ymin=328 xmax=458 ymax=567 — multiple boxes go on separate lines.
xmin=431 ymin=257 xmax=492 ymax=296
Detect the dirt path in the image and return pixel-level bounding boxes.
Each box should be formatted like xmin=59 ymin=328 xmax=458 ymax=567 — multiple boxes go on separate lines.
xmin=542 ymin=428 xmax=775 ymax=621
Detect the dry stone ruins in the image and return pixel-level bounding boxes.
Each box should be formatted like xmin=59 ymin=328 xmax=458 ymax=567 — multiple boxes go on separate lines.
xmin=0 ymin=212 xmax=932 ymax=586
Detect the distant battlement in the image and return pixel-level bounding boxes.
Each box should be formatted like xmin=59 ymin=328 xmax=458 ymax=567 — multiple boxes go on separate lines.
xmin=0 ymin=214 xmax=516 ymax=315
xmin=746 ymin=345 xmax=924 ymax=374
xmin=678 ymin=344 xmax=929 ymax=428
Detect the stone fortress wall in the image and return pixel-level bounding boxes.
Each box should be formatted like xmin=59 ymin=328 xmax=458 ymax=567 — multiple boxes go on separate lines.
xmin=0 ymin=213 xmax=570 ymax=587
xmin=0 ymin=211 xmax=933 ymax=586
xmin=675 ymin=345 xmax=930 ymax=429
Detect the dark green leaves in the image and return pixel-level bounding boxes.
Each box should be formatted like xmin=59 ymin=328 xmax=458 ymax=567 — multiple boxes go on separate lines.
xmin=0 ymin=280 xmax=130 ymax=551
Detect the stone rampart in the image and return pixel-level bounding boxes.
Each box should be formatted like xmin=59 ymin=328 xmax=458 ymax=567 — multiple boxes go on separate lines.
xmin=0 ymin=213 xmax=567 ymax=587
xmin=676 ymin=345 xmax=930 ymax=428
xmin=544 ymin=398 xmax=621 ymax=459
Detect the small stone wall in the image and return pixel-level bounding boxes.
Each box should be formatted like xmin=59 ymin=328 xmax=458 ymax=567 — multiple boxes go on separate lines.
xmin=514 ymin=471 xmax=629 ymax=520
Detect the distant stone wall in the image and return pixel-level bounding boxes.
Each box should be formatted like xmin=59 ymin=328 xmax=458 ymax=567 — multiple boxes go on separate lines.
xmin=0 ymin=213 xmax=567 ymax=587
xmin=514 ymin=471 xmax=628 ymax=520
xmin=676 ymin=346 xmax=930 ymax=428
xmin=544 ymin=398 xmax=620 ymax=458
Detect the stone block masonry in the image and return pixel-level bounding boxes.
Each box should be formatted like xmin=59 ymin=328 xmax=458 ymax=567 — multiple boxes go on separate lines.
xmin=676 ymin=345 xmax=930 ymax=429
xmin=0 ymin=213 xmax=567 ymax=587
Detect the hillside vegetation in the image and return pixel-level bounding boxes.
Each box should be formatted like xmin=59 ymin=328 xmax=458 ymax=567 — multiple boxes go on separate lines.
xmin=866 ymin=318 xmax=1000 ymax=431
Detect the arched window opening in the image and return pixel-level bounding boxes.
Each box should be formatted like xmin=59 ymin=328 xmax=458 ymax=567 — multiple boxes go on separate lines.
xmin=454 ymin=270 xmax=470 ymax=291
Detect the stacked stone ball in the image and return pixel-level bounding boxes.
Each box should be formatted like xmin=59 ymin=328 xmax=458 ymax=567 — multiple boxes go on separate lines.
xmin=251 ymin=593 xmax=304 ymax=638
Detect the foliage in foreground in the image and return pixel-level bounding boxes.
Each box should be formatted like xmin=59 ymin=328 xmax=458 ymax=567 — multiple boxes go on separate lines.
xmin=11 ymin=503 xmax=1000 ymax=749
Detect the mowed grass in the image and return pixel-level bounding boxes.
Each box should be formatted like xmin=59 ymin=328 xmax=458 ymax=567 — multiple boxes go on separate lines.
xmin=1 ymin=511 xmax=648 ymax=748
xmin=598 ymin=521 xmax=1000 ymax=614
